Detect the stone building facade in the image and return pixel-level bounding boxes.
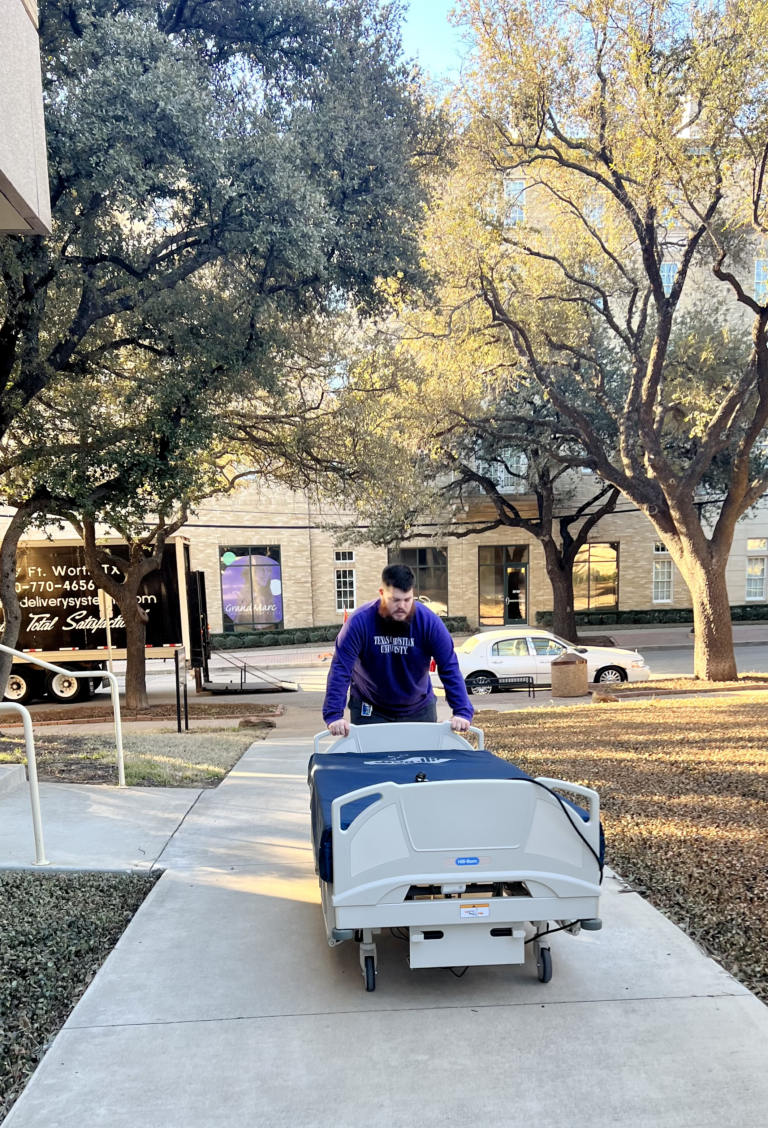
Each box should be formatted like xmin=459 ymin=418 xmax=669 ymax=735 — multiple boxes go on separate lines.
xmin=0 ymin=480 xmax=764 ymax=636
xmin=177 ymin=481 xmax=767 ymax=634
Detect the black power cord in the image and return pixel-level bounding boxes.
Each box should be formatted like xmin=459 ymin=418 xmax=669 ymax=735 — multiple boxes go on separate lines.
xmin=525 ymin=777 xmax=604 ymax=884
xmin=524 ymin=921 xmax=579 ymax=944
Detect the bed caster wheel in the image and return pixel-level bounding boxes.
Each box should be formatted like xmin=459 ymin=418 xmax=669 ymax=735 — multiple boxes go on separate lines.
xmin=537 ymin=948 xmax=552 ymax=983
xmin=364 ymin=955 xmax=376 ymax=992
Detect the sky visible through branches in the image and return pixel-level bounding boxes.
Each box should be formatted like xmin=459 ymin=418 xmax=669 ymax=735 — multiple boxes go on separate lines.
xmin=401 ymin=0 xmax=464 ymax=77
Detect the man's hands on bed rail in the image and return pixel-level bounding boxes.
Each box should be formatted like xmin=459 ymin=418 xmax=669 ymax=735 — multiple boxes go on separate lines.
xmin=326 ymin=715 xmax=471 ymax=736
xmin=450 ymin=715 xmax=471 ymax=732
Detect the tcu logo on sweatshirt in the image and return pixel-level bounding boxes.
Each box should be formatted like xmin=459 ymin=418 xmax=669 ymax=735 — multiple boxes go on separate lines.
xmin=374 ymin=635 xmax=415 ymax=656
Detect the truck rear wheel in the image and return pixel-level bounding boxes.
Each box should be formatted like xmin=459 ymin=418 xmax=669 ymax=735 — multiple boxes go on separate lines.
xmin=4 ymin=667 xmax=43 ymax=706
xmin=45 ymin=671 xmax=91 ymax=704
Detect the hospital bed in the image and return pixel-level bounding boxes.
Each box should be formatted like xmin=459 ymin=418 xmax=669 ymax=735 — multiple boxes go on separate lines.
xmin=309 ymin=721 xmax=603 ymax=991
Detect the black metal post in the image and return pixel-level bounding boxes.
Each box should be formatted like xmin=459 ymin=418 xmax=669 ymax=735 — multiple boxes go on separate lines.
xmin=183 ymin=647 xmax=189 ymax=731
xmin=175 ymin=648 xmax=182 ymax=734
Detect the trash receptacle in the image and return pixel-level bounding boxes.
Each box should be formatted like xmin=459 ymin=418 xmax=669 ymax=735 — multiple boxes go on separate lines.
xmin=550 ymin=651 xmax=589 ymax=697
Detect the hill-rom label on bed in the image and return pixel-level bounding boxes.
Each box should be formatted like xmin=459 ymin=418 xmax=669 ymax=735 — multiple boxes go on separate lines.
xmin=362 ymin=756 xmax=453 ymax=765
xmin=446 ymin=856 xmax=491 ymax=867
xmin=460 ymin=903 xmax=490 ymax=918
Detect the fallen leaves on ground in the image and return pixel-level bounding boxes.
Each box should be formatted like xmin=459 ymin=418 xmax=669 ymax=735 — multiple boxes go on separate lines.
xmin=0 ymin=872 xmax=158 ymax=1121
xmin=476 ymin=693 xmax=768 ymax=1002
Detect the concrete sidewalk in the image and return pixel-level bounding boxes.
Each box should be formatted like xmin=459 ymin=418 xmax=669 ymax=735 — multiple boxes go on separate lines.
xmin=0 ymin=781 xmax=201 ymax=870
xmin=5 ymin=724 xmax=768 ymax=1126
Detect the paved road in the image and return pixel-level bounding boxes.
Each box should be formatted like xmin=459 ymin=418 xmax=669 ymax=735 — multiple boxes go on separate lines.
xmin=83 ymin=642 xmax=768 ymax=702
xmin=639 ymin=643 xmax=768 ymax=679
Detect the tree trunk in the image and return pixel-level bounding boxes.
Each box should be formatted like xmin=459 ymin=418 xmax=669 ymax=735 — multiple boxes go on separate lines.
xmin=541 ymin=541 xmax=579 ymax=643
xmin=0 ymin=502 xmax=45 ymax=698
xmin=678 ymin=553 xmax=737 ymax=681
xmin=119 ymin=598 xmax=150 ymax=711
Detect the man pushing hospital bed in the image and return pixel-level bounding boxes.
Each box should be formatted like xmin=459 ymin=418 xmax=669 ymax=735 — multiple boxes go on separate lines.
xmin=309 ymin=721 xmax=603 ymax=992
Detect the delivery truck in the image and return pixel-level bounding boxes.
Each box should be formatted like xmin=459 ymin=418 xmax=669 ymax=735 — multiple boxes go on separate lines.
xmin=0 ymin=537 xmax=210 ymax=704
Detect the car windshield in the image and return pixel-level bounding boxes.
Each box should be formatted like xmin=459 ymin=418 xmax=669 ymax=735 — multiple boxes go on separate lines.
xmin=458 ymin=636 xmax=483 ymax=654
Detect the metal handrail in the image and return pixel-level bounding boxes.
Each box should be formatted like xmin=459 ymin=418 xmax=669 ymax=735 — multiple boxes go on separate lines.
xmin=0 ymin=643 xmax=125 ymax=787
xmin=0 ymin=702 xmax=48 ymax=865
xmin=212 ymin=648 xmax=294 ymax=690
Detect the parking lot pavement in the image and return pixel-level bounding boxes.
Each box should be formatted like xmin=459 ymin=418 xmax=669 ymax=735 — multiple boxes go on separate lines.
xmin=6 ymin=728 xmax=768 ymax=1128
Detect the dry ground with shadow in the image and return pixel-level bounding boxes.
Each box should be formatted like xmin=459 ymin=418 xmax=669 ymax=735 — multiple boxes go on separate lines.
xmin=0 ymin=730 xmax=266 ymax=787
xmin=477 ymin=694 xmax=768 ymax=1002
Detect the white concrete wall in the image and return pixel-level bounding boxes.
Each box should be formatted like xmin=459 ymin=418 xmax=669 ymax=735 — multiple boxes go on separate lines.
xmin=0 ymin=0 xmax=51 ymax=233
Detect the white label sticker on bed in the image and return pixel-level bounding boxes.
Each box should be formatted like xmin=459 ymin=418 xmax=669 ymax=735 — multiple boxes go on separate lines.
xmin=460 ymin=903 xmax=490 ymax=918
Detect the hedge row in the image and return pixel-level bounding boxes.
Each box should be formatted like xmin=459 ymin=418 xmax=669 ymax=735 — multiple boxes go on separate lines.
xmin=211 ymin=614 xmax=472 ymax=651
xmin=535 ymin=605 xmax=768 ymax=627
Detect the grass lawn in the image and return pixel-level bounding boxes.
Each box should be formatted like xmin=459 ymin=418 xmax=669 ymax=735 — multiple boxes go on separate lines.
xmin=0 ymin=872 xmax=158 ymax=1122
xmin=476 ymin=693 xmax=768 ymax=1002
xmin=0 ymin=730 xmax=261 ymax=787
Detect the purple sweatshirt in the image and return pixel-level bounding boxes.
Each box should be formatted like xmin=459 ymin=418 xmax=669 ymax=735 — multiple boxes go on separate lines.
xmin=322 ymin=599 xmax=474 ymax=724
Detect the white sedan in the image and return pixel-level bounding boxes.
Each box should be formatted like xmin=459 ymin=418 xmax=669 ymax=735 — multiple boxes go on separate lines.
xmin=454 ymin=628 xmax=650 ymax=694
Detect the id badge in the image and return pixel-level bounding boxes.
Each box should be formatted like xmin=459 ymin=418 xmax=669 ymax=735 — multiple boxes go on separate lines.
xmin=361 ymin=702 xmax=373 ymax=717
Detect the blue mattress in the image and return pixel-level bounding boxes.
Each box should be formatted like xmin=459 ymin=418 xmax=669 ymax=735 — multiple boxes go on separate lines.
xmin=308 ymin=748 xmax=602 ymax=884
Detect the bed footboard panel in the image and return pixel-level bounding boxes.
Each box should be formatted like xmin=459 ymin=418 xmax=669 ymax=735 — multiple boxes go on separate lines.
xmin=330 ymin=778 xmax=601 ymax=918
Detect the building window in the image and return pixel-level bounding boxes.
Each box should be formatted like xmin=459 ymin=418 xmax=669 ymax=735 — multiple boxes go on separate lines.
xmin=219 ymin=546 xmax=282 ymax=633
xmin=746 ymin=558 xmax=766 ymax=601
xmin=746 ymin=538 xmax=767 ymax=601
xmin=334 ymin=550 xmax=354 ymax=563
xmin=488 ymin=450 xmax=528 ymax=492
xmin=503 ymin=178 xmax=525 ymax=225
xmin=478 ymin=545 xmax=528 ymax=626
xmin=756 ymin=259 xmax=768 ymax=300
xmin=335 ymin=569 xmax=356 ymax=611
xmin=573 ymin=543 xmax=619 ymax=611
xmin=660 ymin=262 xmax=678 ymax=296
xmin=388 ymin=547 xmax=448 ymax=616
xmin=652 ymin=558 xmax=673 ymax=603
xmin=654 ymin=542 xmax=669 ymax=554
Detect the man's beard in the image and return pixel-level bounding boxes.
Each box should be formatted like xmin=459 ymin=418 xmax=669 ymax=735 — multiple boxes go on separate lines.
xmin=378 ymin=599 xmax=416 ymax=623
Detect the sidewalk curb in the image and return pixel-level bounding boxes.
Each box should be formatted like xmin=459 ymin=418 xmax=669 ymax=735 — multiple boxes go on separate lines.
xmin=634 ymin=639 xmax=768 ymax=652
xmin=612 ymin=682 xmax=768 ymax=699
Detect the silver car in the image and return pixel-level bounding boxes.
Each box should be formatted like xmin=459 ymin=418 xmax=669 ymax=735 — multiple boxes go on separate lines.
xmin=455 ymin=628 xmax=650 ymax=695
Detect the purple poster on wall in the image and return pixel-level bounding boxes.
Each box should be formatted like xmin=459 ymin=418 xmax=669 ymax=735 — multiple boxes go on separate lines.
xmin=220 ymin=547 xmax=282 ymax=631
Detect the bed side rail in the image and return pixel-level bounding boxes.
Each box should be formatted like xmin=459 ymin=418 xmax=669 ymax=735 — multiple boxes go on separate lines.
xmin=534 ymin=777 xmax=600 ymax=826
xmin=314 ymin=721 xmax=485 ymax=757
